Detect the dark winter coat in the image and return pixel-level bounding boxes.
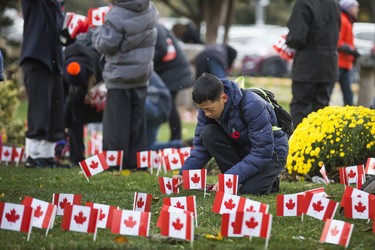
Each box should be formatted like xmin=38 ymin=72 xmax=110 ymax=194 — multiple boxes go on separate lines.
xmin=20 ymin=0 xmax=64 ymax=74
xmin=153 ymin=24 xmax=193 ymax=92
xmin=181 ymin=79 xmax=289 ymax=184
xmin=92 ymin=0 xmax=158 ymax=89
xmin=286 ymin=0 xmax=341 ymax=83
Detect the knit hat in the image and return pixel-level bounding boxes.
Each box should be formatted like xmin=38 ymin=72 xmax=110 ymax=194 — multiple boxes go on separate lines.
xmin=339 ymin=0 xmax=359 ymax=12
xmin=63 ymin=60 xmax=89 ymax=86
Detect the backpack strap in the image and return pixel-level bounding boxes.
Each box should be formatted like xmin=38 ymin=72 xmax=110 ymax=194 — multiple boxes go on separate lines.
xmin=239 ymin=89 xmax=281 ymax=132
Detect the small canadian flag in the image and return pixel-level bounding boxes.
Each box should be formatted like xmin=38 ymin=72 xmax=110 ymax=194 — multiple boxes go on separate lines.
xmin=242 ymin=198 xmax=269 ymax=214
xmin=159 ymin=210 xmax=194 ymax=242
xmin=212 ymin=192 xmax=245 ymax=214
xmin=0 ymin=202 xmax=33 ymax=241
xmin=52 ymin=193 xmax=82 ymax=216
xmin=159 ymin=148 xmax=178 ymax=156
xmin=0 ymin=145 xmax=13 ymax=163
xmin=156 ymin=205 xmax=193 ymax=228
xmin=163 ymin=196 xmax=197 ymax=226
xmin=158 ymin=177 xmax=179 ymax=195
xmin=163 ymin=153 xmax=185 ymax=171
xmin=182 ymin=169 xmax=207 ymax=190
xmin=62 ymin=204 xmax=99 ymax=240
xmin=133 ymin=192 xmax=152 ymax=212
xmin=365 ymin=157 xmax=375 ymax=175
xmin=137 ymin=150 xmax=150 ymax=169
xmin=301 ymin=187 xmax=329 ymax=197
xmin=319 ymin=165 xmax=330 ymax=184
xmin=343 ymin=193 xmax=375 ymax=220
xmin=87 ymin=6 xmax=110 ymax=27
xmin=320 ymin=219 xmax=354 ymax=248
xmin=150 ymin=150 xmax=162 ymax=171
xmin=276 ymin=194 xmax=304 ymax=216
xmin=178 ymin=147 xmax=192 ymax=161
xmin=12 ymin=147 xmax=24 ymax=165
xmin=79 ymin=153 xmax=109 ymax=181
xmin=66 ymin=13 xmax=87 ymax=39
xmin=86 ymin=202 xmax=117 ymax=229
xmin=103 ymin=150 xmax=123 ymax=170
xmin=22 ymin=196 xmax=57 ymax=232
xmin=301 ymin=192 xmax=338 ymax=221
xmin=111 ymin=209 xmax=151 ymax=237
xmin=339 ymin=165 xmax=365 ymax=189
xmin=340 ymin=186 xmax=370 ymax=207
xmin=218 ymin=174 xmax=238 ymax=195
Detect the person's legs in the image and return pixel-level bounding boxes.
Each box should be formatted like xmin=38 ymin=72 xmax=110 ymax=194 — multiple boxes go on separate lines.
xmin=168 ymin=91 xmax=182 ymax=140
xmin=312 ymin=81 xmax=334 ymax=111
xmin=338 ymin=68 xmax=353 ymax=106
xmin=290 ymin=81 xmax=314 ymax=128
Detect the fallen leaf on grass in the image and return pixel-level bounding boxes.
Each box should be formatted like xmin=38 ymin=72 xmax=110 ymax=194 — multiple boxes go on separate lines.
xmin=205 ymin=232 xmax=223 ymax=241
xmin=113 ymin=236 xmax=129 ymax=243
xmin=121 ymin=170 xmax=131 ymax=176
xmin=152 ymin=196 xmax=160 ymax=202
xmin=172 ymin=170 xmax=179 ymax=175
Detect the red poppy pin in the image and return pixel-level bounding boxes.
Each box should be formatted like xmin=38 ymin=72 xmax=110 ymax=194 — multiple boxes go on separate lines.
xmin=230 ymin=128 xmax=240 ymax=139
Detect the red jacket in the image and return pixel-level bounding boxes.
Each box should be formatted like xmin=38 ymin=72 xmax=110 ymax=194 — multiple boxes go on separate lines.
xmin=338 ymin=12 xmax=355 ymax=70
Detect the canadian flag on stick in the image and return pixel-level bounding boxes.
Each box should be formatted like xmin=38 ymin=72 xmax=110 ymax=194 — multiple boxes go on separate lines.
xmin=87 ymin=6 xmax=110 ymax=27
xmin=319 ymin=165 xmax=330 ymax=184
xmin=137 ymin=150 xmax=150 ymax=169
xmin=158 ymin=177 xmax=179 ymax=195
xmin=62 ymin=204 xmax=99 ymax=240
xmin=12 ymin=147 xmax=24 ymax=166
xmin=0 ymin=145 xmax=13 ymax=164
xmin=365 ymin=157 xmax=375 ymax=175
xmin=111 ymin=209 xmax=151 ymax=237
xmin=242 ymin=198 xmax=269 ymax=214
xmin=343 ymin=193 xmax=375 ymax=220
xmin=301 ymin=192 xmax=338 ymax=221
xmin=22 ymin=196 xmax=57 ymax=234
xmin=339 ymin=165 xmax=365 ymax=189
xmin=212 ymin=192 xmax=246 ymax=214
xmin=52 ymin=193 xmax=82 ymax=216
xmin=276 ymin=194 xmax=304 ymax=217
xmin=218 ymin=174 xmax=238 ymax=195
xmin=79 ymin=153 xmax=109 ymax=181
xmin=156 ymin=205 xmax=193 ymax=228
xmin=103 ymin=150 xmax=123 ymax=171
xmin=340 ymin=186 xmax=370 ymax=207
xmin=0 ymin=202 xmax=33 ymax=241
xmin=320 ymin=219 xmax=354 ymax=248
xmin=163 ymin=196 xmax=197 ymax=226
xmin=163 ymin=153 xmax=185 ymax=171
xmin=159 ymin=210 xmax=194 ymax=244
xmin=86 ymin=202 xmax=117 ymax=229
xmin=183 ymin=169 xmax=207 ymax=197
xmin=133 ymin=192 xmax=152 ymax=212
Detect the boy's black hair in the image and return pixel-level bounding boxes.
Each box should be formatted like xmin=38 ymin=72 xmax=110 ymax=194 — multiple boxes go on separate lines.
xmin=192 ymin=73 xmax=224 ymax=104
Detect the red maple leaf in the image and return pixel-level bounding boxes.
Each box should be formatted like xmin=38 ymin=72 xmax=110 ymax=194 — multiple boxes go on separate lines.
xmin=224 ymin=199 xmax=236 ymax=210
xmin=245 ymin=217 xmax=258 ymax=229
xmin=330 ymin=225 xmax=340 ymax=236
xmin=183 ymin=152 xmax=189 ymax=157
xmin=174 ymin=201 xmax=185 ymax=209
xmin=34 ymin=205 xmax=44 ymax=218
xmin=4 ymin=150 xmax=10 ymax=157
xmin=285 ymin=199 xmax=296 ymax=210
xmin=171 ymin=157 xmax=179 ymax=165
xmin=191 ymin=173 xmax=200 ymax=183
xmin=166 ymin=181 xmax=172 ymax=190
xmin=246 ymin=205 xmax=256 ymax=212
xmin=108 ymin=155 xmax=115 ymax=161
xmin=74 ymin=211 xmax=87 ymax=224
xmin=154 ymin=157 xmax=159 ymax=164
xmin=172 ymin=218 xmax=184 ymax=230
xmin=5 ymin=209 xmax=20 ymax=223
xmin=94 ymin=14 xmax=100 ymax=21
xmin=312 ymin=200 xmax=325 ymax=212
xmin=347 ymin=169 xmax=356 ymax=178
xmin=137 ymin=197 xmax=144 ymax=208
xmin=354 ymin=201 xmax=367 ymax=213
xmin=89 ymin=160 xmax=99 ymax=169
xmin=357 ymin=194 xmax=362 ymax=198
xmin=99 ymin=209 xmax=106 ymax=221
xmin=142 ymin=155 xmax=147 ymax=162
xmin=124 ymin=216 xmax=137 ymax=228
xmin=59 ymin=197 xmax=71 ymax=209
xmin=226 ymin=178 xmax=233 ymax=188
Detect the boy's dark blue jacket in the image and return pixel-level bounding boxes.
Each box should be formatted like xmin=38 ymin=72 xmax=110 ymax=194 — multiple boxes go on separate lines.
xmin=180 ymin=79 xmax=289 ymax=184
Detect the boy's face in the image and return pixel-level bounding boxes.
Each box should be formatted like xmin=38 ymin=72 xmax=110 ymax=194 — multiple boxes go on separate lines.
xmin=196 ymin=93 xmax=228 ymax=119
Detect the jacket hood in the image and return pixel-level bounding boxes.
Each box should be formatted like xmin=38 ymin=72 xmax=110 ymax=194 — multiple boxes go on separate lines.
xmin=113 ymin=0 xmax=150 ymax=12
xmin=221 ymin=78 xmax=242 ymax=120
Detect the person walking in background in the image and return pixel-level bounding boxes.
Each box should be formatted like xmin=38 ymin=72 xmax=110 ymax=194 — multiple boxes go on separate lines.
xmin=92 ymin=0 xmax=158 ymax=170
xmin=154 ymin=23 xmax=193 ymax=141
xmin=335 ymin=0 xmax=360 ymax=106
xmin=20 ymin=0 xmax=69 ymax=168
xmin=286 ymin=0 xmax=341 ymax=129
xmin=173 ymin=74 xmax=288 ymax=194
xmin=194 ymin=44 xmax=237 ymax=79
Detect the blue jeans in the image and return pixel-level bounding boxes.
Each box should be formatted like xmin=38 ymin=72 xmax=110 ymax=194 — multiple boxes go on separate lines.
xmin=196 ymin=59 xmax=227 ymax=79
xmin=338 ymin=68 xmax=353 ymax=106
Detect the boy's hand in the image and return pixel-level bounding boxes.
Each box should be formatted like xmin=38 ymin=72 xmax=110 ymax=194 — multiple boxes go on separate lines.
xmin=172 ymin=174 xmax=183 ymax=188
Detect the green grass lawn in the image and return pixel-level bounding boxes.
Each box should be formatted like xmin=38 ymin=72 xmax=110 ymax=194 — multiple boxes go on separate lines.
xmin=0 ymin=166 xmax=374 ymax=250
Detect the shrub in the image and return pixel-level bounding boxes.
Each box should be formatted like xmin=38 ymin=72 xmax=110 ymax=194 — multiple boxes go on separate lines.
xmin=286 ymin=106 xmax=375 ymax=181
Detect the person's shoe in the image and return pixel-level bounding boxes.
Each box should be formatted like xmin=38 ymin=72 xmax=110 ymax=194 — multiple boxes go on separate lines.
xmin=25 ymin=157 xmax=48 ymax=168
xmin=44 ymin=158 xmax=71 ymax=169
